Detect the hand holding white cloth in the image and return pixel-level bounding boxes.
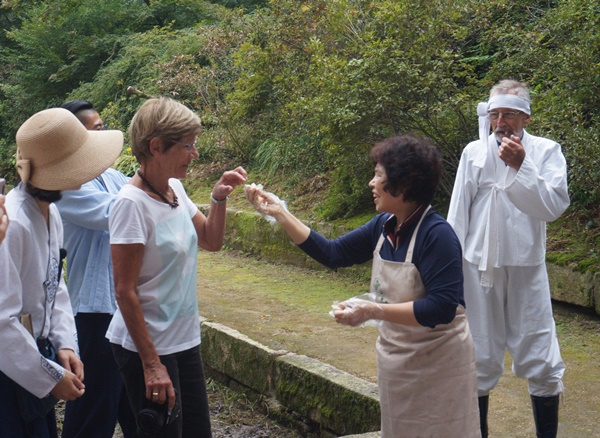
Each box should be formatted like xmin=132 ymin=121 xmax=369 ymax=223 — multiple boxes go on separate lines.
xmin=244 ymin=183 xmax=288 ymax=225
xmin=332 ymin=298 xmax=384 ymax=327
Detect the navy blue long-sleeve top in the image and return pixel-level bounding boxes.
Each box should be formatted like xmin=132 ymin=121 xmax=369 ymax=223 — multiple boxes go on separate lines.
xmin=297 ymin=207 xmax=464 ymax=328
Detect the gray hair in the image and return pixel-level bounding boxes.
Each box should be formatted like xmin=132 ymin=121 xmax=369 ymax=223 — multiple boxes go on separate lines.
xmin=489 ymin=79 xmax=531 ymax=103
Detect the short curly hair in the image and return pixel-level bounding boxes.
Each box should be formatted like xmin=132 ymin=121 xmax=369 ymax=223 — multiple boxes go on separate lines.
xmin=370 ymin=134 xmax=442 ymax=205
xmin=129 ymin=97 xmax=202 ymax=163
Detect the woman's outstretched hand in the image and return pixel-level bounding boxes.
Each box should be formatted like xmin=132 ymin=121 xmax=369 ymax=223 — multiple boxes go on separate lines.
xmin=244 ymin=183 xmax=285 ymax=220
xmin=244 ymin=183 xmax=310 ymax=243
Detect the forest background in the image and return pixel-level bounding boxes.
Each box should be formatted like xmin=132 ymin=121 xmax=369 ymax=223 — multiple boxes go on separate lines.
xmin=0 ymin=0 xmax=598 ymax=272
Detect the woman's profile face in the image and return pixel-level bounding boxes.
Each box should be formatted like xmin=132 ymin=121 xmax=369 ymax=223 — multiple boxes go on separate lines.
xmin=160 ymin=134 xmax=199 ymax=179
xmin=369 ymin=164 xmax=402 ymax=214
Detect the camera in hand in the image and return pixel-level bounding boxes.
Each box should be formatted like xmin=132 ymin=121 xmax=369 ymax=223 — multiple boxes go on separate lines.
xmin=137 ymin=394 xmax=180 ymax=437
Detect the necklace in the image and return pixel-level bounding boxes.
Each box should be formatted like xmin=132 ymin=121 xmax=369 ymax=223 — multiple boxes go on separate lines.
xmin=137 ymin=169 xmax=179 ymax=209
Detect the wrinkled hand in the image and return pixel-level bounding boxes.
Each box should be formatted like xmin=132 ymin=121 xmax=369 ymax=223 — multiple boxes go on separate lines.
xmin=144 ymin=359 xmax=176 ymax=411
xmin=211 ymin=166 xmax=248 ymax=201
xmin=244 ymin=183 xmax=284 ymax=219
xmin=498 ymin=135 xmax=525 ymax=170
xmin=332 ymin=298 xmax=384 ymax=327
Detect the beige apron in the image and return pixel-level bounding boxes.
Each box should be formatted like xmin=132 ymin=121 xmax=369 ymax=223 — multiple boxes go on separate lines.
xmin=373 ymin=207 xmax=480 ymax=437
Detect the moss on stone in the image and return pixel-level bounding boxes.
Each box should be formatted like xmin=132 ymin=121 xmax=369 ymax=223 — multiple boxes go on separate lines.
xmin=275 ymin=355 xmax=380 ymax=435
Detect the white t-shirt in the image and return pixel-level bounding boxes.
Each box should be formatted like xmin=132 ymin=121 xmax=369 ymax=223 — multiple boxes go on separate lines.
xmin=107 ymin=179 xmax=201 ymax=355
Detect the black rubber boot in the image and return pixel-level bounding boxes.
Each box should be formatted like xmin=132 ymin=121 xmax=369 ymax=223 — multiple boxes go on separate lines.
xmin=478 ymin=395 xmax=489 ymax=438
xmin=531 ymin=394 xmax=559 ymax=438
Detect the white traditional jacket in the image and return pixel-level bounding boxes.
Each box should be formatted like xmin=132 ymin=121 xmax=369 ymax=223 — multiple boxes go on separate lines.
xmin=0 ymin=184 xmax=78 ymax=398
xmin=447 ymin=130 xmax=570 ymax=276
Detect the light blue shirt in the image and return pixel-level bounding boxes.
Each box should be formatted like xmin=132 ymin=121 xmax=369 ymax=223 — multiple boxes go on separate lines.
xmin=57 ymin=168 xmax=129 ymax=315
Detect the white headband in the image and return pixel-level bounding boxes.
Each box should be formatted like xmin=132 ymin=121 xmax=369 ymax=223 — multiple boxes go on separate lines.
xmin=477 ymin=94 xmax=531 ymax=148
xmin=488 ymin=94 xmax=530 ymax=115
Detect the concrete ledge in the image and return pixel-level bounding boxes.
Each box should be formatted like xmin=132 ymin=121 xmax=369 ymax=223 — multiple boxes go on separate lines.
xmin=200 ymin=318 xmax=381 ymax=436
xmin=276 ymin=354 xmax=380 ymax=435
xmin=546 ymin=264 xmax=600 ymax=314
xmin=200 ymin=319 xmax=287 ymax=394
xmin=547 ymin=264 xmax=594 ymax=308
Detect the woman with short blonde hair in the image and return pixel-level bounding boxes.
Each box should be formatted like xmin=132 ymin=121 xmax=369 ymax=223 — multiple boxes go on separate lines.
xmin=108 ymin=97 xmax=247 ymax=437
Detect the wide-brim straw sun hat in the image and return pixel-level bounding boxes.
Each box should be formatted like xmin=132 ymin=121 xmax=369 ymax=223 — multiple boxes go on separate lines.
xmin=16 ymin=108 xmax=123 ymax=191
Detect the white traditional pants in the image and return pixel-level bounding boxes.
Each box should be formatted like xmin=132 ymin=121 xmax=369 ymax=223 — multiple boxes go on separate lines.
xmin=463 ymin=261 xmax=565 ymax=397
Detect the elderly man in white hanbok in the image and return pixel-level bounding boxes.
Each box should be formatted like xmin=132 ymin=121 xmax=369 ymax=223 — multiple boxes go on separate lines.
xmin=447 ymin=80 xmax=569 ymax=438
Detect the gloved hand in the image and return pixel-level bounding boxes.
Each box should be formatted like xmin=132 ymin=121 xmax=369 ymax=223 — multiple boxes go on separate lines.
xmin=332 ymin=298 xmax=384 ymax=327
xmin=244 ymin=183 xmax=287 ymax=225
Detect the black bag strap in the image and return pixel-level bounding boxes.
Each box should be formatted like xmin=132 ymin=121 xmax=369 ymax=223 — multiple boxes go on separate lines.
xmin=39 ymin=247 xmax=67 ymax=341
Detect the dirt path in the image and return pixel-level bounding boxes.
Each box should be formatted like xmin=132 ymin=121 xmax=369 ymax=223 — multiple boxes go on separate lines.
xmin=197 ymin=250 xmax=600 ymax=437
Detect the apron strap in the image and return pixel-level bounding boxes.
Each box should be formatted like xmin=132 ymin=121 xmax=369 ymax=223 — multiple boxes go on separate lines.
xmin=374 ymin=232 xmax=385 ymax=253
xmin=405 ymin=205 xmax=432 ymax=263
xmin=374 ymin=206 xmax=433 ymax=263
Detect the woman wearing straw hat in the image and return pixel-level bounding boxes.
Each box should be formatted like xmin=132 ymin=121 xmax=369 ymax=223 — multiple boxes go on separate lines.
xmin=0 ymin=108 xmax=123 ymax=437
xmin=107 ymin=97 xmax=247 ymax=437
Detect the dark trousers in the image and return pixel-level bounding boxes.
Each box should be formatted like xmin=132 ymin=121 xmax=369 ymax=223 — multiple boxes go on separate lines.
xmin=111 ymin=344 xmax=212 ymax=438
xmin=62 ymin=313 xmax=137 ymax=438
xmin=0 ymin=371 xmax=58 ymax=438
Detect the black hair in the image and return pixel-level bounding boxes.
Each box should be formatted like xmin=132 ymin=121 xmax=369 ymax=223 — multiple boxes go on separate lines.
xmin=370 ymin=134 xmax=442 ymax=205
xmin=25 ymin=183 xmax=62 ymax=203
xmin=60 ymin=100 xmax=94 ymax=115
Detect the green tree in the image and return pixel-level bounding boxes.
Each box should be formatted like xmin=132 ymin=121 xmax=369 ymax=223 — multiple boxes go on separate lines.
xmin=225 ymin=0 xmax=482 ymax=217
xmin=1 ymin=0 xmax=598 ymax=225
xmin=469 ymin=0 xmax=600 ymax=213
xmin=3 ymin=1 xmax=150 ymax=105
xmin=0 ymin=0 xmax=225 ymax=180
